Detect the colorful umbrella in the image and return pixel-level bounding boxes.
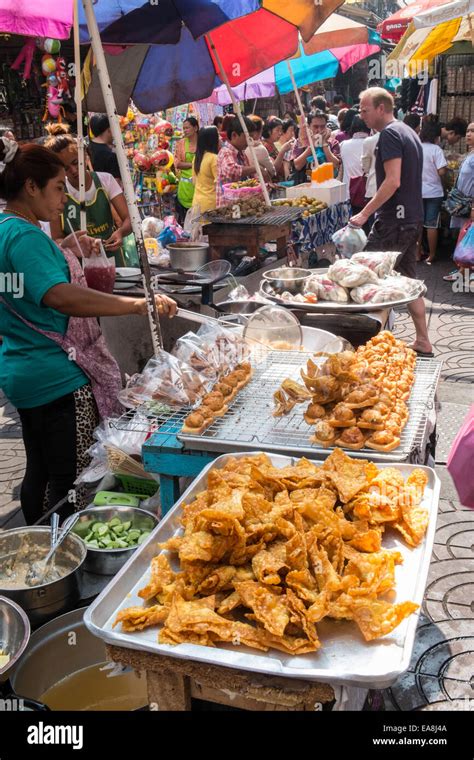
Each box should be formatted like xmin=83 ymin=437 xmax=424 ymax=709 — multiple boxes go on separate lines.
xmin=0 ymin=0 xmax=73 ymax=39
xmin=201 ymin=36 xmax=381 ymax=104
xmin=377 ymin=0 xmax=453 ymax=41
xmin=82 ymin=0 xmax=344 ymax=113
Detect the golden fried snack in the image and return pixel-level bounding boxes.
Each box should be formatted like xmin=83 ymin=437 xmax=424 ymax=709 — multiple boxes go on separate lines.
xmin=182 ymin=412 xmax=209 ymax=435
xmin=365 ymin=430 xmax=401 ymax=452
xmin=310 ymin=420 xmax=337 ymax=447
xmin=304 ymin=402 xmax=327 ymax=425
xmin=357 ymin=408 xmax=385 ymax=430
xmin=113 ymin=451 xmax=428 ymax=654
xmin=327 ymin=403 xmax=358 ymax=428
xmin=335 ymin=426 xmax=367 ymax=450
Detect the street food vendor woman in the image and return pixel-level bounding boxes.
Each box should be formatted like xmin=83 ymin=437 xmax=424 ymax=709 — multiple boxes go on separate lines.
xmin=0 ymin=138 xmax=177 ymax=525
xmin=45 ymin=125 xmax=131 ymax=267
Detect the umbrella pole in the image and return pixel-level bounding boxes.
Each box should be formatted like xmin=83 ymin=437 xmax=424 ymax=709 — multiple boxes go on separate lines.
xmin=206 ymin=37 xmax=272 ymax=208
xmin=81 ymin=0 xmax=162 ymax=354
xmin=73 ymin=0 xmax=87 ymax=232
xmin=286 ymin=60 xmax=318 ymax=167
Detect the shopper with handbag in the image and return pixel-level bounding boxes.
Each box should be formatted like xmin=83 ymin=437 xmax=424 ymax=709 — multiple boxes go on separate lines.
xmin=443 ymin=122 xmax=474 ymax=281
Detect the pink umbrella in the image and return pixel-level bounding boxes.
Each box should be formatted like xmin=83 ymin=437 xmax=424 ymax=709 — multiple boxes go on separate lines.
xmin=0 ymin=0 xmax=73 ymax=39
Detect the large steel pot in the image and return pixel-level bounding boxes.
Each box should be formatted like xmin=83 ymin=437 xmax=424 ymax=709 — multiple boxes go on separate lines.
xmin=0 ymin=596 xmax=30 ymax=678
xmin=9 ymin=608 xmax=147 ymax=711
xmin=0 ymin=528 xmax=86 ymax=627
xmin=167 ymin=242 xmax=209 ymax=272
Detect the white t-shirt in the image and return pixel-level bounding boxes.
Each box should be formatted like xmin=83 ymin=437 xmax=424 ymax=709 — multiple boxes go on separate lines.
xmin=421 ymin=143 xmax=447 ymax=198
xmin=361 ymin=132 xmax=380 ymax=199
xmin=66 ymin=172 xmax=122 ymax=203
xmin=340 ymin=135 xmax=367 ymax=201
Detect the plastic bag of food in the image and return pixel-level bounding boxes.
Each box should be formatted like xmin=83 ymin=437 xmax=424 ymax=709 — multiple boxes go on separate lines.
xmin=172 ymin=331 xmax=220 ymax=382
xmin=196 ymin=321 xmax=250 ymax=370
xmin=351 ymin=275 xmax=422 ymax=304
xmin=328 ymin=259 xmax=379 ymax=288
xmin=305 ymin=274 xmax=349 ymax=302
xmin=331 ymin=224 xmax=367 ymax=258
xmin=351 ymin=251 xmax=400 ymax=278
xmin=118 ymin=350 xmax=212 ymax=409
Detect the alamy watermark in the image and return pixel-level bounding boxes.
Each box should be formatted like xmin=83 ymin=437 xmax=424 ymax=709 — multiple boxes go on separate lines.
xmin=0 ymin=272 xmax=23 ymax=298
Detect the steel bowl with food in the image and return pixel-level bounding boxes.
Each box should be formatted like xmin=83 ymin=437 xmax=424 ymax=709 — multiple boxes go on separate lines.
xmin=0 ymin=528 xmax=86 ymax=626
xmin=167 ymin=242 xmax=209 ymax=272
xmin=262 ymin=267 xmax=312 ymax=295
xmin=72 ymin=505 xmax=159 ymax=576
xmin=0 ymin=596 xmax=30 ymax=677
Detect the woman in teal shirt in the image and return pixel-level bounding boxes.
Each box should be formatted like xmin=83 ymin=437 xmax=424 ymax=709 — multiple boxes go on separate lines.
xmin=0 ymin=139 xmax=176 ymax=524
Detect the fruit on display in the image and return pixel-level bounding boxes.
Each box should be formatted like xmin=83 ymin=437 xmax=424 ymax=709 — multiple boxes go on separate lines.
xmin=274 ymin=196 xmax=328 ymax=217
xmin=227 ymin=178 xmax=260 ymax=189
xmin=206 ymin=196 xmax=269 ymax=219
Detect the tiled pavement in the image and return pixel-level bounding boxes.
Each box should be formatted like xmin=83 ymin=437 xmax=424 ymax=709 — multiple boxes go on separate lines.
xmin=0 ymin=252 xmax=472 ymax=711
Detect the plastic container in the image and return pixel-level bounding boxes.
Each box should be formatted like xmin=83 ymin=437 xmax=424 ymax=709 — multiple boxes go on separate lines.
xmin=115 ymin=475 xmax=159 ymax=497
xmin=287 ymin=180 xmax=346 ymax=205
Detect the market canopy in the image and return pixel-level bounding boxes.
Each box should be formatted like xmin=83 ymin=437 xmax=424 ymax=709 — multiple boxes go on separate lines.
xmin=83 ymin=0 xmax=344 ymax=113
xmin=377 ymin=0 xmax=456 ymax=41
xmin=0 ymin=0 xmax=73 ymax=38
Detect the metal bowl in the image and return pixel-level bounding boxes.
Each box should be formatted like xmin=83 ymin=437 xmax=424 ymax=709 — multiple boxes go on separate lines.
xmin=167 ymin=242 xmax=209 ymax=272
xmin=72 ymin=505 xmax=159 ymax=576
xmin=0 ymin=528 xmax=86 ymax=627
xmin=262 ymin=267 xmax=312 ymax=295
xmin=0 ymin=596 xmax=30 ymax=677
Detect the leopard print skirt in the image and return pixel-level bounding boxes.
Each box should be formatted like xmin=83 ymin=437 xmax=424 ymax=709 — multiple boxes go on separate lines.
xmin=42 ymin=384 xmax=100 ymax=514
xmin=73 ymin=384 xmax=100 ymax=511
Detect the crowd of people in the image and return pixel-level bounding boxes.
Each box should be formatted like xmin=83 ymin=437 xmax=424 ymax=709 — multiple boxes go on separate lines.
xmin=0 ymin=83 xmax=472 ymax=524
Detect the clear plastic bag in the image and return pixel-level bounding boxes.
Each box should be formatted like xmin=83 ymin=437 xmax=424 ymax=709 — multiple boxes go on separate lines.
xmin=118 ymin=350 xmax=212 ymax=409
xmin=141 ymin=216 xmax=164 ymax=239
xmin=351 ymin=275 xmax=421 ymax=304
xmin=183 ymin=204 xmax=209 ymax=243
xmin=453 ymin=223 xmax=474 ymax=269
xmin=327 ymin=260 xmax=379 ymax=289
xmin=331 ymin=224 xmax=367 ymax=258
xmin=196 ymin=321 xmax=250 ymax=370
xmin=304 ymin=274 xmax=349 ymax=302
xmin=172 ymin=331 xmax=220 ymax=382
xmin=83 ymin=242 xmax=116 ymax=293
xmin=351 ymin=251 xmax=400 ymax=278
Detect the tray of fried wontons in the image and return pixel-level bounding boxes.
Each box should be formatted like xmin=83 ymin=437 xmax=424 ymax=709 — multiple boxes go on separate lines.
xmin=84 ymin=450 xmax=440 ymax=687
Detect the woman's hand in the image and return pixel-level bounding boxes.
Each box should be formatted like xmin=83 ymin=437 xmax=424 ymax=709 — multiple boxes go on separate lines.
xmin=61 ymin=230 xmax=100 ymax=258
xmin=322 ymin=128 xmax=333 ymax=145
xmin=133 ymin=294 xmax=177 ymax=317
xmin=103 ymin=229 xmax=123 ymax=251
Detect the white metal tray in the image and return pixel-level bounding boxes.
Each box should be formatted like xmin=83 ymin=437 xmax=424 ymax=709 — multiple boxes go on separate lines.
xmin=84 ymin=452 xmax=440 ymax=688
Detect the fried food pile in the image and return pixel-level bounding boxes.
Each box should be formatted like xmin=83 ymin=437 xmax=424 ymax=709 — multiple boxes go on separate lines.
xmin=182 ymin=362 xmax=253 ymax=435
xmin=114 ymin=450 xmax=429 ymax=654
xmin=274 ymin=331 xmax=416 ymax=452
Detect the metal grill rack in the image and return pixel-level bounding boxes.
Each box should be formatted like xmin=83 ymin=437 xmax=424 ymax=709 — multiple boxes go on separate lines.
xmin=203 ymin=207 xmax=303 ymax=226
xmin=113 ymin=352 xmax=442 ymax=464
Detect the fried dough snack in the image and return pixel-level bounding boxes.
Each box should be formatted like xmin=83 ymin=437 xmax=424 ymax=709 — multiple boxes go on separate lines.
xmin=114 ymin=450 xmax=428 ymax=653
xmin=299 ymin=331 xmax=416 ymax=452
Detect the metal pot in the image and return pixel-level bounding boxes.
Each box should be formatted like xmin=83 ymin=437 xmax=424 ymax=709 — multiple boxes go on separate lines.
xmin=0 ymin=528 xmax=86 ymax=627
xmin=167 ymin=242 xmax=209 ymax=272
xmin=72 ymin=505 xmax=159 ymax=576
xmin=9 ymin=607 xmax=147 ymax=711
xmin=262 ymin=267 xmax=312 ymax=295
xmin=0 ymin=596 xmax=30 ymax=678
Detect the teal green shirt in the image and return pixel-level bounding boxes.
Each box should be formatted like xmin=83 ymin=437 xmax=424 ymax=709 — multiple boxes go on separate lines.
xmin=0 ymin=214 xmax=88 ymax=409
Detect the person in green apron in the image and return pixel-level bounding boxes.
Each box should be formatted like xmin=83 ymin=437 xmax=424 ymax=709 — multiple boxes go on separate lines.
xmin=175 ymin=117 xmax=199 ymax=225
xmin=45 ymin=128 xmax=132 ymax=267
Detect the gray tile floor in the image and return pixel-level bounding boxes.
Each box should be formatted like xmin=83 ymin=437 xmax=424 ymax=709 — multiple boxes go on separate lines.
xmin=0 ymin=255 xmax=472 ymax=710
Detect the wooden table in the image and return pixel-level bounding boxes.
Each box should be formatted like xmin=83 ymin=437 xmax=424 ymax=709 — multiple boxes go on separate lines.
xmin=204 ymin=222 xmax=291 ymax=263
xmin=106 ymin=644 xmax=335 ymax=711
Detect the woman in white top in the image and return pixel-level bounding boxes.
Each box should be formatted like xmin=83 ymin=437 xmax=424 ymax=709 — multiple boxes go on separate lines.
xmin=361 ymin=131 xmax=379 ymax=202
xmin=340 ymin=117 xmax=371 ymax=212
xmin=45 ymin=125 xmax=131 ymax=266
xmin=420 ymin=119 xmax=447 ymax=264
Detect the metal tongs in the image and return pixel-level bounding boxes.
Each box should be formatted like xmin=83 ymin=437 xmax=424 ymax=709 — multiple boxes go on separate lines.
xmin=25 ymin=512 xmax=80 ymax=587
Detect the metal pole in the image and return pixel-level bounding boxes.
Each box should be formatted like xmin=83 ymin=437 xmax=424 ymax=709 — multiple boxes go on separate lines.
xmin=207 ymin=36 xmax=272 ymax=208
xmin=286 ymin=60 xmax=318 ymax=167
xmin=73 ymin=0 xmax=87 ymax=232
xmin=81 ymin=0 xmax=162 ymax=353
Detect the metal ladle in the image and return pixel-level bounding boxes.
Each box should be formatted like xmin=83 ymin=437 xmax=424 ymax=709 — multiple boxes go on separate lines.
xmin=25 ymin=512 xmax=80 ymax=587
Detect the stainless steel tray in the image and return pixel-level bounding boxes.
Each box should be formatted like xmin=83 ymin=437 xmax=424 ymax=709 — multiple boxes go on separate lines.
xmin=260 ymin=279 xmax=427 ymax=313
xmin=179 ymin=352 xmax=442 ymax=463
xmin=84 ymin=453 xmax=440 ymax=688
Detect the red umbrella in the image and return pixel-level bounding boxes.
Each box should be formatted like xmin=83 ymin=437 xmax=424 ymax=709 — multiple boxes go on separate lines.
xmin=377 ymin=0 xmax=452 ymax=41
